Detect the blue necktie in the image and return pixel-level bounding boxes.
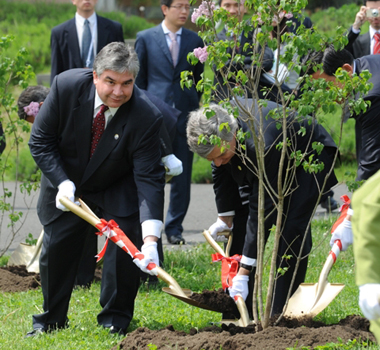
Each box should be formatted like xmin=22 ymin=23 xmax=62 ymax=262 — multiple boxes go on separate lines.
xmin=82 ymin=19 xmax=93 ymax=68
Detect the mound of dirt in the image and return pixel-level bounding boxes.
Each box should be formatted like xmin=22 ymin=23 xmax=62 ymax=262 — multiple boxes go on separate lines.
xmin=114 ymin=316 xmax=376 ymax=350
xmin=0 ymin=265 xmax=102 ymax=292
xmin=0 ymin=266 xmax=376 ymax=349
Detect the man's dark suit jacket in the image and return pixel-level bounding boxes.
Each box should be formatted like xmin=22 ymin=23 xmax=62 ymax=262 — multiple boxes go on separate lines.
xmin=50 ymin=15 xmax=124 ymax=85
xmin=345 ymin=26 xmax=370 ymax=58
xmin=353 ymin=55 xmax=380 ymax=180
xmin=29 ymin=69 xmax=165 ymax=226
xmin=135 ymin=24 xmax=203 ymax=136
xmin=211 ymin=99 xmax=338 ymax=259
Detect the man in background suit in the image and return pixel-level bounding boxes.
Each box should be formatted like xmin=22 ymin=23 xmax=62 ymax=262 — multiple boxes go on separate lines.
xmin=309 ymin=47 xmax=380 ymax=182
xmin=50 ymin=0 xmax=124 ymax=85
xmin=345 ymin=0 xmax=380 ymax=58
xmin=26 ymin=43 xmax=165 ymax=337
xmin=135 ymin=0 xmax=204 ymax=245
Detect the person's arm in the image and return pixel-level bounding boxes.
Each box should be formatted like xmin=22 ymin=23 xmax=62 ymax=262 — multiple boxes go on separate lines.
xmin=345 ymin=7 xmax=367 ymax=55
xmin=134 ymin=34 xmax=148 ymax=90
xmin=50 ymin=29 xmax=63 ymax=86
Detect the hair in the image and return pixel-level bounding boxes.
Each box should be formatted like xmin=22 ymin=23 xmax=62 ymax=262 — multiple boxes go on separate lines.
xmin=17 ymin=85 xmax=50 ymax=120
xmin=161 ymin=0 xmax=173 ymax=7
xmin=186 ymin=104 xmax=238 ymax=158
xmin=304 ymin=45 xmax=354 ymax=76
xmin=93 ymin=42 xmax=140 ymax=78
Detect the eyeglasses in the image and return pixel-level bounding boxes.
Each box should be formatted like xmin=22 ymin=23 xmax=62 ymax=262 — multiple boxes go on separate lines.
xmin=170 ymin=5 xmax=191 ymax=11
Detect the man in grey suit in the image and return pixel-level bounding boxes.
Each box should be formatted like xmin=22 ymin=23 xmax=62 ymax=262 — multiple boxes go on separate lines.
xmin=50 ymin=0 xmax=124 ymax=85
xmin=135 ymin=0 xmax=204 ymax=245
xmin=26 ymin=43 xmax=165 ymax=337
xmin=345 ymin=0 xmax=380 ymax=58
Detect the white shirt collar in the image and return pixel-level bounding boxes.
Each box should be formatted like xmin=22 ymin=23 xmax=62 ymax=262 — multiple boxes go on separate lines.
xmin=161 ymin=21 xmax=182 ymax=36
xmin=94 ymin=90 xmax=119 ymax=121
xmin=75 ymin=11 xmax=97 ymax=26
xmin=369 ymin=26 xmax=380 ymax=40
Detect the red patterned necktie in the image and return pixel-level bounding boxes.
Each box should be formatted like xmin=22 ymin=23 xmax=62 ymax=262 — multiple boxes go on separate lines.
xmin=374 ymin=33 xmax=380 ymax=55
xmin=90 ymin=104 xmax=108 ymax=158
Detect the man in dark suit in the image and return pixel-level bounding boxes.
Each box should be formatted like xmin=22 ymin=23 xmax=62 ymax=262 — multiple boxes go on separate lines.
xmin=187 ymin=101 xmax=338 ymax=316
xmin=26 ymin=43 xmax=165 ymax=337
xmin=345 ymin=0 xmax=380 ymax=58
xmin=134 ymin=0 xmax=204 ymax=245
xmin=308 ymin=47 xmax=380 ymax=181
xmin=50 ymin=0 xmax=124 ymax=85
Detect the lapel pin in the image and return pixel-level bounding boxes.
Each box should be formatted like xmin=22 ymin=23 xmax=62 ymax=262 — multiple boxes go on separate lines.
xmin=114 ymin=134 xmax=119 ymax=140
xmin=238 ymin=165 xmax=242 ymax=171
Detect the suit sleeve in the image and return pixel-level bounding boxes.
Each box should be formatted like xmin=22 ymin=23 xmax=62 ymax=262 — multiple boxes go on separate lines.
xmin=115 ymin=22 xmax=124 ymax=42
xmin=193 ymin=36 xmax=205 ymax=101
xmin=345 ymin=26 xmax=360 ymax=57
xmin=28 ymin=76 xmax=69 ymax=188
xmin=212 ymin=163 xmax=241 ymax=213
xmin=50 ymin=28 xmax=63 ymax=86
xmin=135 ymin=34 xmax=148 ymax=90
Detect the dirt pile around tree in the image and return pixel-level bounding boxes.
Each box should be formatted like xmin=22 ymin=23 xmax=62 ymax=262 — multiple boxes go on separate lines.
xmin=114 ymin=316 xmax=376 ymax=350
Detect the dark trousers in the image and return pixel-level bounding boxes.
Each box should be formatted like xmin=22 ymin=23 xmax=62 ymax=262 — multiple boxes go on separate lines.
xmin=165 ymin=132 xmax=193 ymax=238
xmin=33 ymin=208 xmax=141 ymax=331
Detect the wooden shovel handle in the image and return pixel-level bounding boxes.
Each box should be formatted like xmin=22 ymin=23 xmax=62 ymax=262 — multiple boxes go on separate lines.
xmin=59 ymin=197 xmax=187 ymax=298
xmin=203 ymin=230 xmax=226 ymax=256
xmin=235 ymin=296 xmax=250 ymax=327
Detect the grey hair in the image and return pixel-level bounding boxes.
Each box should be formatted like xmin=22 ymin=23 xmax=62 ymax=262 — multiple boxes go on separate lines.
xmin=186 ymin=104 xmax=238 ymax=158
xmin=93 ymin=42 xmax=140 ymax=78
xmin=17 ymin=85 xmax=50 ymax=120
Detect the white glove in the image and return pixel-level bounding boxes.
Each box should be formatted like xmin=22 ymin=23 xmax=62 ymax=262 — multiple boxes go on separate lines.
xmin=208 ymin=217 xmax=232 ymax=242
xmin=55 ymin=180 xmax=79 ymax=211
xmin=228 ymin=275 xmax=249 ymax=300
xmin=133 ymin=242 xmax=159 ymax=276
xmin=359 ymin=284 xmax=380 ymax=320
xmin=162 ymin=154 xmax=183 ymax=176
xmin=330 ymin=218 xmax=353 ymax=251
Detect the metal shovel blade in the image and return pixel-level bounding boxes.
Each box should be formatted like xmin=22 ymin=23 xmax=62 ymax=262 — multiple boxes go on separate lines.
xmin=284 ymin=282 xmax=344 ymax=318
xmin=162 ymin=287 xmax=222 ymax=312
xmin=284 ymin=241 xmax=344 ymax=318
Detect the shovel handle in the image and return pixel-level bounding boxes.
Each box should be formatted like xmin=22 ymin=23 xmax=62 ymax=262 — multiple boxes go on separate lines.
xmin=203 ymin=230 xmax=226 ymax=256
xmin=235 ymin=296 xmax=250 ymax=327
xmin=59 ymin=197 xmax=188 ymax=298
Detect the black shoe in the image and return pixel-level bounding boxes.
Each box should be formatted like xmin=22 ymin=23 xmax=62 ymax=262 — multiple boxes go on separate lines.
xmin=167 ymin=235 xmax=186 ymax=245
xmin=320 ymin=197 xmax=339 ymax=212
xmin=109 ymin=326 xmax=126 ymax=336
xmin=25 ymin=328 xmax=45 ymax=338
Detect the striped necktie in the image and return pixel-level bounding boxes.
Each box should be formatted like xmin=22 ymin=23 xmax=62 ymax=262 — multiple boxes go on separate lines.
xmin=374 ymin=33 xmax=380 ymax=55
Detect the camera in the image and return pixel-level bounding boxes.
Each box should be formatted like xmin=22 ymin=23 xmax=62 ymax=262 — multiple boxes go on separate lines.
xmin=367 ymin=8 xmax=379 ymax=18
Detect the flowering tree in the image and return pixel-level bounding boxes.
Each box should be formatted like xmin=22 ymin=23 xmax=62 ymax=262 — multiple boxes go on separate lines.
xmin=183 ymin=0 xmax=370 ymax=327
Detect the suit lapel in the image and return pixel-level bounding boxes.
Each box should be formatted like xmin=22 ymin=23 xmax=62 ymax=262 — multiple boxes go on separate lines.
xmin=73 ymin=84 xmax=95 ymax=171
xmin=154 ymin=25 xmax=173 ymax=65
xmin=178 ymin=28 xmax=189 ymax=66
xmin=96 ymin=15 xmax=109 ymax=53
xmin=66 ymin=18 xmax=82 ymax=67
xmin=80 ymin=98 xmax=131 ymax=185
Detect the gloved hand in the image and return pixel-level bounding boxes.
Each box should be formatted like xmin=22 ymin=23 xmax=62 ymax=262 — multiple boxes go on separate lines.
xmin=55 ymin=180 xmax=79 ymax=211
xmin=133 ymin=241 xmax=159 ymax=276
xmin=208 ymin=218 xmax=232 ymax=242
xmin=228 ymin=275 xmax=249 ymax=300
xmin=330 ymin=218 xmax=353 ymax=251
xmin=359 ymin=284 xmax=380 ymax=320
xmin=162 ymin=154 xmax=183 ymax=176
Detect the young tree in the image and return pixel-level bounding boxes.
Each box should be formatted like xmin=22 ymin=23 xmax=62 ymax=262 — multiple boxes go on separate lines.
xmin=184 ymin=0 xmax=370 ymax=327
xmin=0 ymin=35 xmax=40 ymax=258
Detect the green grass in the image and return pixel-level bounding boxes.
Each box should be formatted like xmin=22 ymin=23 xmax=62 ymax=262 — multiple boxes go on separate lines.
xmin=0 ymin=218 xmax=374 ymax=349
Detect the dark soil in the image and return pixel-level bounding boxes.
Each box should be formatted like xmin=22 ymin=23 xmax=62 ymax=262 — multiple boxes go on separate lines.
xmin=1 ymin=266 xmax=377 ymax=349
xmin=190 ymin=288 xmax=239 ymax=315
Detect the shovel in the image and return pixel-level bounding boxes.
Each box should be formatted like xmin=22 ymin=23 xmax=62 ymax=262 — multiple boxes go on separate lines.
xmin=7 ymin=229 xmax=44 ymax=273
xmin=202 ymin=229 xmax=251 ymax=327
xmin=60 ymin=197 xmax=222 ymax=313
xmin=284 ymin=240 xmax=345 ymax=318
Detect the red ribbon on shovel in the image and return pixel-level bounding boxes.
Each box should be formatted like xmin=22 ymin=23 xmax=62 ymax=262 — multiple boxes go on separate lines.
xmin=212 ymin=253 xmax=241 ymax=290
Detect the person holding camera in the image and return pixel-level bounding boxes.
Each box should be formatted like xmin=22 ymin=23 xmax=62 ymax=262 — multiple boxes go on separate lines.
xmin=345 ymin=1 xmax=380 ymax=58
